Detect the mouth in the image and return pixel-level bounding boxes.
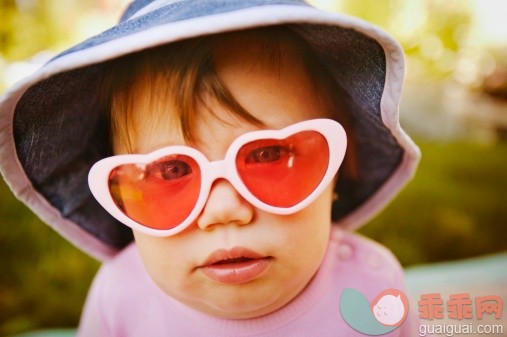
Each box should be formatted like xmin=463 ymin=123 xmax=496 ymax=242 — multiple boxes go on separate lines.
xmin=198 ymin=247 xmax=273 ymax=284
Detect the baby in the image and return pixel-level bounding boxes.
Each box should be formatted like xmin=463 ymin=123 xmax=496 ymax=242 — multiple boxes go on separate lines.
xmin=0 ymin=1 xmax=421 ymax=336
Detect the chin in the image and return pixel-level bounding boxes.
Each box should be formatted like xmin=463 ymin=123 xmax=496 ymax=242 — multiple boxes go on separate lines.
xmin=194 ymin=284 xmax=286 ymax=319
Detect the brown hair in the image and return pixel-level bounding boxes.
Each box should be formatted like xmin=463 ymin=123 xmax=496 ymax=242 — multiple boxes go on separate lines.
xmin=101 ymin=25 xmax=358 ymax=180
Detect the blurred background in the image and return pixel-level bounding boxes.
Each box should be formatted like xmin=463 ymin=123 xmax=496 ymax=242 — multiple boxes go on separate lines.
xmin=1 ymin=0 xmax=506 ymax=336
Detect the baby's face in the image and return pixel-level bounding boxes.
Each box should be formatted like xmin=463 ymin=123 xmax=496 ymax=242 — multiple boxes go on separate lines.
xmin=126 ymin=38 xmax=334 ymax=319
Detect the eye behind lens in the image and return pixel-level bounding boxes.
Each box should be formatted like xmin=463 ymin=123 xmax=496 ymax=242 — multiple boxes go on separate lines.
xmin=159 ymin=160 xmax=192 ymax=180
xmin=245 ymin=145 xmax=291 ymax=164
xmin=147 ymin=158 xmax=193 ymax=181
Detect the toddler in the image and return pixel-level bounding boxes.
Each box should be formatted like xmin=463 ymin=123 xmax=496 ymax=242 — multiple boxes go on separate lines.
xmin=0 ymin=1 xmax=421 ymax=336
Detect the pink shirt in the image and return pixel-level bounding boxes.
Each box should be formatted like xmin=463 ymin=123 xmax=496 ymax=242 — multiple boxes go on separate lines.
xmin=78 ymin=228 xmax=417 ymax=336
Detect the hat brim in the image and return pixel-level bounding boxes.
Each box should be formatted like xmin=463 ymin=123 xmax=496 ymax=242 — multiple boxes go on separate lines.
xmin=0 ymin=2 xmax=420 ymax=261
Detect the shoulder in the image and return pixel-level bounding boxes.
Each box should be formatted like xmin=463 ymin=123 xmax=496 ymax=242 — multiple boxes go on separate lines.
xmin=92 ymin=242 xmax=159 ymax=306
xmin=85 ymin=243 xmax=143 ymax=309
xmin=95 ymin=242 xmax=146 ymax=288
xmin=328 ymin=227 xmax=406 ymax=291
xmin=323 ymin=229 xmax=415 ymax=337
xmin=80 ymin=243 xmax=169 ymax=336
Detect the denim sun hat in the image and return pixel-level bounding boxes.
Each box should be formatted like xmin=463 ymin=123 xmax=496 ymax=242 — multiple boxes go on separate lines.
xmin=0 ymin=0 xmax=420 ymax=260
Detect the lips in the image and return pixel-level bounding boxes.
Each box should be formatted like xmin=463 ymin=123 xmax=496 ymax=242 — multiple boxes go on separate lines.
xmin=199 ymin=247 xmax=272 ymax=284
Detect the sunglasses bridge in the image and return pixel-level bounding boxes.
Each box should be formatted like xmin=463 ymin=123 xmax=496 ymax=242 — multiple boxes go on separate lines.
xmin=203 ymin=159 xmax=241 ymax=191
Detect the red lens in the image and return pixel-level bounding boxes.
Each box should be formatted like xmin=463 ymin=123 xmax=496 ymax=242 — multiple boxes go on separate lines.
xmin=236 ymin=131 xmax=329 ymax=207
xmin=108 ymin=155 xmax=201 ymax=230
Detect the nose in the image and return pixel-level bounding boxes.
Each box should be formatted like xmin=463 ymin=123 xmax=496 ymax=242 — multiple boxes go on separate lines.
xmin=196 ymin=179 xmax=254 ymax=231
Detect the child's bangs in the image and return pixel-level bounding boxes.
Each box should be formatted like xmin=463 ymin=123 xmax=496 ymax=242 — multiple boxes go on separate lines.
xmin=104 ymin=26 xmax=331 ymax=148
xmin=102 ymin=25 xmax=357 ymax=192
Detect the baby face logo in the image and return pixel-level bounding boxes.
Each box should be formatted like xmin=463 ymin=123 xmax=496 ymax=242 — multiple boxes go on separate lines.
xmin=371 ymin=289 xmax=409 ymax=326
xmin=340 ymin=288 xmax=409 ymax=335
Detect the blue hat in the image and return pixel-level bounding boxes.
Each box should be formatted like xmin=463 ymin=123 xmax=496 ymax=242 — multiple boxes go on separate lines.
xmin=0 ymin=0 xmax=420 ymax=260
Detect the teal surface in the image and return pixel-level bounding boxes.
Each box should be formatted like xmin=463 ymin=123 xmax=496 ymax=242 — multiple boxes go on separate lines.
xmin=405 ymin=251 xmax=507 ymax=293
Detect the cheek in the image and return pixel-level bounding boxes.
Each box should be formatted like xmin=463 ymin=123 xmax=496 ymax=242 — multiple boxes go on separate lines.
xmin=291 ymin=184 xmax=333 ymax=236
xmin=271 ymin=184 xmax=333 ymax=269
xmin=133 ymin=232 xmax=193 ymax=295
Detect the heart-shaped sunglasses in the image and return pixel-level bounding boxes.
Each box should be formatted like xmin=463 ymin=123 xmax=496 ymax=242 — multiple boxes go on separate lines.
xmin=88 ymin=118 xmax=347 ymax=237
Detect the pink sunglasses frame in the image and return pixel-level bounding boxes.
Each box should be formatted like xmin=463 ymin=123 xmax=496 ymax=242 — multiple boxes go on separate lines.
xmin=88 ymin=118 xmax=347 ymax=237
